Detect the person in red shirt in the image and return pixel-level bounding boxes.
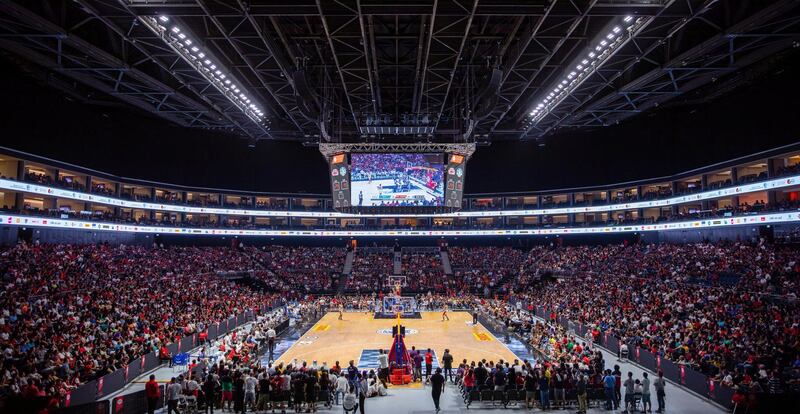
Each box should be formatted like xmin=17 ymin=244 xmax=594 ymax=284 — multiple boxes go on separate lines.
xmin=145 ymin=375 xmax=160 ymax=414
xmin=159 ymin=345 xmax=172 ymax=367
xmin=425 ymin=349 xmax=434 ymax=381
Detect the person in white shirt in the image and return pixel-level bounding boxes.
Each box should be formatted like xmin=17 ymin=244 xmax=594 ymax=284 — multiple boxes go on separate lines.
xmin=377 ymin=349 xmax=389 ymax=388
xmin=335 ymin=374 xmax=349 ymax=405
xmin=266 ymin=327 xmax=277 ymax=358
xmin=244 ymin=374 xmax=258 ymax=409
xmin=166 ymin=377 xmax=182 ymax=414
xmin=184 ymin=378 xmax=200 ymax=397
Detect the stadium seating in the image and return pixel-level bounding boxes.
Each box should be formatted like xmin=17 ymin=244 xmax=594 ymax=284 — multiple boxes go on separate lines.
xmin=1 ymin=240 xmax=798 ymax=410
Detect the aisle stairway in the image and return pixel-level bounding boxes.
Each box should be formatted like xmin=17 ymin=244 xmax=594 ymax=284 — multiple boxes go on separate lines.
xmin=343 ymin=250 xmax=354 ymax=274
xmin=393 ymin=251 xmax=402 ymax=275
xmin=440 ymin=250 xmax=453 ymax=275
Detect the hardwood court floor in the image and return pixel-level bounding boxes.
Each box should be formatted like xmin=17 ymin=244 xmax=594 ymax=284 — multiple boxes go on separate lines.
xmin=276 ymin=311 xmax=518 ymax=370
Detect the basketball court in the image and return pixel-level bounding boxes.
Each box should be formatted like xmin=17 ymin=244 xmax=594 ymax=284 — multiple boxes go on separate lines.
xmin=274 ymin=311 xmax=519 ymax=375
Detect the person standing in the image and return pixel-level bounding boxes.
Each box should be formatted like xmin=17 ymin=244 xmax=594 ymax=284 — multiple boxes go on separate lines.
xmin=233 ymin=372 xmax=246 ymax=414
xmin=203 ymin=374 xmax=219 ymax=414
xmin=342 ymin=385 xmax=358 ymax=414
xmin=442 ymin=349 xmax=454 ymax=383
xmin=441 ymin=304 xmax=449 ymax=321
xmin=413 ymin=350 xmax=423 ymax=382
xmin=641 ymin=372 xmax=652 ymax=413
xmin=266 ymin=326 xmax=276 ymax=359
xmin=358 ymin=373 xmax=368 ymax=414
xmin=221 ymin=372 xmax=234 ymax=412
xmin=553 ymin=369 xmax=565 ymax=409
xmin=538 ymin=370 xmax=550 ymax=410
xmin=494 ymin=367 xmax=507 ymax=391
xmin=377 ymin=349 xmax=389 ymax=388
xmin=335 ymin=373 xmax=349 ymax=405
xmin=623 ymin=372 xmax=635 ymax=414
xmin=474 ymin=362 xmax=488 ymax=388
xmin=576 ymin=374 xmax=588 ymax=414
xmin=244 ymin=373 xmax=257 ymax=412
xmin=166 ymin=377 xmax=182 ymax=414
xmin=523 ymin=370 xmax=536 ymax=409
xmin=613 ymin=365 xmax=622 ymax=410
xmin=603 ymin=369 xmax=616 ymax=411
xmin=424 ymin=349 xmax=433 ymax=382
xmin=654 ymin=371 xmax=666 ymax=413
xmin=145 ymin=374 xmax=160 ymax=414
xmin=256 ymin=373 xmax=270 ymax=413
xmin=430 ymin=368 xmax=445 ymax=413
xmin=347 ymin=360 xmax=359 ymax=389
xmin=472 ymin=310 xmax=478 ymax=325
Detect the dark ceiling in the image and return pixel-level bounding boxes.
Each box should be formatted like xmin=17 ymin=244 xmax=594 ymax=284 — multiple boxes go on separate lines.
xmin=0 ymin=0 xmax=798 ymax=145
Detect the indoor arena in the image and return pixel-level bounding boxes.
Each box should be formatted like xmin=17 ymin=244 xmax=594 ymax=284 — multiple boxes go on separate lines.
xmin=0 ymin=1 xmax=799 ymax=414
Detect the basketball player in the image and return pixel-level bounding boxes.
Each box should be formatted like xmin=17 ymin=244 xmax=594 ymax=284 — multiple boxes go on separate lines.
xmin=338 ymin=304 xmax=344 ymax=320
xmin=441 ymin=304 xmax=449 ymax=321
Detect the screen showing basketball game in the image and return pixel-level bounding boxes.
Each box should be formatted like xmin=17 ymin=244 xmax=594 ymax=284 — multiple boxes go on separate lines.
xmin=350 ymin=153 xmax=445 ymax=207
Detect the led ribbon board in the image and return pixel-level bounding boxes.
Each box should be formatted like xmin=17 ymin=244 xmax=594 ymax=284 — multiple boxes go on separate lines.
xmin=2 ymin=176 xmax=798 ymax=218
xmin=1 ymin=212 xmax=797 ymax=237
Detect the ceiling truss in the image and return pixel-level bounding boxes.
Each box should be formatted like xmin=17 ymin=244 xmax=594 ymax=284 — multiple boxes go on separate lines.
xmin=0 ymin=0 xmax=796 ymax=143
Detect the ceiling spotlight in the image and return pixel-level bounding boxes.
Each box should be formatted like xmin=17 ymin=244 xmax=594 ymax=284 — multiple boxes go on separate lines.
xmin=577 ymin=65 xmax=583 ymax=70
xmin=589 ymin=52 xmax=596 ymax=58
xmin=141 ymin=15 xmax=268 ymax=130
xmin=582 ymin=59 xmax=589 ymax=65
xmin=613 ymin=26 xmax=621 ymax=33
xmin=606 ymin=33 xmax=615 ymax=40
xmin=600 ymin=40 xmax=607 ymax=46
xmin=624 ymin=15 xmax=633 ymax=22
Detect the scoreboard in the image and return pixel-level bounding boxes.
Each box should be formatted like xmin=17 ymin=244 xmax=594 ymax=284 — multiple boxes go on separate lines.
xmin=327 ymin=150 xmax=468 ymax=213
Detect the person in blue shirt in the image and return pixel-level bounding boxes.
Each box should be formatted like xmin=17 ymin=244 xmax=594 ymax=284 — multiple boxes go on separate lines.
xmin=603 ymin=369 xmax=616 ymax=410
xmin=347 ymin=360 xmax=359 ymax=388
xmin=494 ymin=368 xmax=506 ymax=391
xmin=538 ymin=371 xmax=550 ymax=410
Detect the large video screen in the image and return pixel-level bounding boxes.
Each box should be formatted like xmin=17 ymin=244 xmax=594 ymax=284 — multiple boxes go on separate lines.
xmin=351 ymin=153 xmax=444 ymax=207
